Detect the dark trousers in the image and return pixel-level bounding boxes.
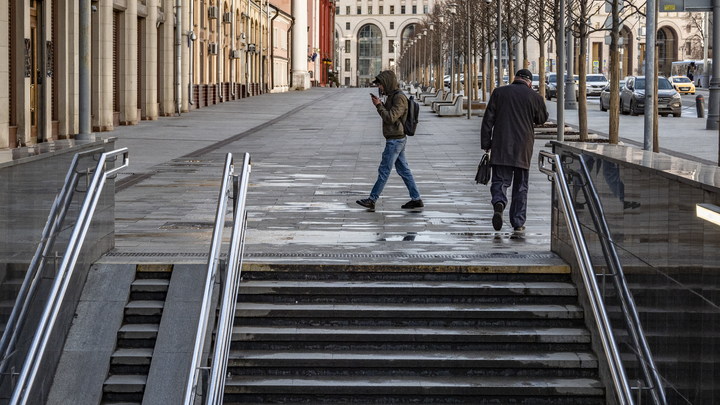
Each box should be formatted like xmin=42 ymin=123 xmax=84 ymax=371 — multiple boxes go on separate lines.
xmin=490 ymin=165 xmax=529 ymax=228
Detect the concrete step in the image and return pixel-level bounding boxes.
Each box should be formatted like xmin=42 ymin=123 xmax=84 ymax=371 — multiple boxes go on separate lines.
xmin=0 ymin=278 xmax=23 ymax=295
xmin=223 ymin=375 xmax=605 ymax=396
xmin=227 ymin=350 xmax=599 ymax=370
xmin=117 ymin=323 xmax=159 ymax=348
xmin=130 ymin=278 xmax=170 ymax=293
xmin=110 ymin=348 xmax=154 ymax=374
xmin=238 ymin=280 xmax=578 ymax=296
xmin=235 ymin=303 xmax=584 ymax=320
xmin=0 ymin=300 xmax=14 ymax=317
xmin=102 ymin=374 xmax=146 ymax=403
xmin=231 ymin=326 xmax=592 ymax=344
xmin=124 ymin=300 xmax=164 ymax=315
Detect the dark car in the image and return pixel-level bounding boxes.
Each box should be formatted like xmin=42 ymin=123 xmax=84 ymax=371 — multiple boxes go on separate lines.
xmin=599 ymin=80 xmax=626 ymax=111
xmin=545 ymin=74 xmax=579 ymax=100
xmin=620 ymin=76 xmax=682 ymax=117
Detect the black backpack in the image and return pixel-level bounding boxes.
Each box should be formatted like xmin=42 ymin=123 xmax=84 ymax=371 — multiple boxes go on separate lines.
xmin=393 ymin=93 xmax=420 ymax=136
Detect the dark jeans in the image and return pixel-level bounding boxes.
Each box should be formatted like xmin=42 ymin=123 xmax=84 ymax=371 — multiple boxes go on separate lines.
xmin=490 ymin=165 xmax=529 ymax=228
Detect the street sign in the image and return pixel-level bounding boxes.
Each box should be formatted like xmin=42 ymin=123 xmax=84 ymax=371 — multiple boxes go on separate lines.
xmin=659 ymin=0 xmax=712 ymax=11
xmin=604 ymin=0 xmax=624 ymax=13
xmin=594 ymin=61 xmax=599 ymax=67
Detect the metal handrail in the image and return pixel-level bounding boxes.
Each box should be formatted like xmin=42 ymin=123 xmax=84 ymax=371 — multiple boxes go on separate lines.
xmin=564 ymin=151 xmax=666 ymax=405
xmin=539 ymin=150 xmax=634 ymax=405
xmin=183 ymin=152 xmax=251 ymax=405
xmin=0 ymin=147 xmax=104 ymax=384
xmin=9 ymin=148 xmax=129 ymax=405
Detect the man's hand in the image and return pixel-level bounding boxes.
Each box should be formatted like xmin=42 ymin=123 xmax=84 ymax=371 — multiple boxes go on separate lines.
xmin=371 ymin=95 xmax=382 ymax=106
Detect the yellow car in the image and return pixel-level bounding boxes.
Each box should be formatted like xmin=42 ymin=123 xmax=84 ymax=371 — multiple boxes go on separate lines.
xmin=669 ymin=76 xmax=695 ymax=94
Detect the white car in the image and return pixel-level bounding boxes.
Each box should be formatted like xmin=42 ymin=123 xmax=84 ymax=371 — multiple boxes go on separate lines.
xmin=532 ymin=74 xmax=540 ymax=92
xmin=585 ymin=74 xmax=609 ymax=96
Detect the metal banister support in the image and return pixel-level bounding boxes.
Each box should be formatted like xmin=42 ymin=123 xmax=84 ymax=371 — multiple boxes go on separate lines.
xmin=0 ymin=147 xmax=104 ymax=384
xmin=183 ymin=152 xmax=251 ymax=405
xmin=9 ymin=148 xmax=129 ymax=405
xmin=183 ymin=154 xmax=235 ymax=405
xmin=538 ymin=151 xmax=634 ymax=405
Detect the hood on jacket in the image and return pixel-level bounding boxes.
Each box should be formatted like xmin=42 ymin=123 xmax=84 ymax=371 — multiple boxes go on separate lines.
xmin=374 ymin=70 xmax=400 ymax=94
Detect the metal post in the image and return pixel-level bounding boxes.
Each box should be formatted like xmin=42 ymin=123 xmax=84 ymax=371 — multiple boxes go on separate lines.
xmin=467 ymin=0 xmax=471 ymax=119
xmin=78 ymin=0 xmax=93 ymax=139
xmin=176 ymin=0 xmax=183 ymax=115
xmin=707 ymin=2 xmax=720 ymax=130
xmin=496 ymin=0 xmax=502 ymax=88
xmin=451 ymin=15 xmax=455 ymax=94
xmin=423 ymin=29 xmax=428 ymax=87
xmin=430 ymin=24 xmax=434 ymax=88
xmin=557 ymin=0 xmax=565 ymax=141
xmin=643 ymin=0 xmax=657 ymax=150
xmin=565 ymin=20 xmax=577 ymax=110
xmin=703 ymin=12 xmax=709 ymax=89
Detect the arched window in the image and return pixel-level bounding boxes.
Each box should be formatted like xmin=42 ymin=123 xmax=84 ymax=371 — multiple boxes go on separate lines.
xmin=357 ymin=24 xmax=382 ymax=86
xmin=401 ymin=24 xmax=416 ymax=48
xmin=658 ymin=27 xmax=677 ymax=77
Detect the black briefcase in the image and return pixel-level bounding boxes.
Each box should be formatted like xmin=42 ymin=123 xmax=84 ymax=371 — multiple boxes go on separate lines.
xmin=475 ymin=153 xmax=491 ymax=185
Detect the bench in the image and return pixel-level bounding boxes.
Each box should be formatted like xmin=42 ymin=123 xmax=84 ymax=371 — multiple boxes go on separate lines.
xmin=425 ymin=91 xmax=451 ymax=106
xmin=419 ymin=89 xmax=438 ymax=103
xmin=437 ymin=96 xmax=464 ymax=117
xmin=463 ymin=100 xmax=488 ymax=116
xmin=432 ymin=94 xmax=459 ymax=113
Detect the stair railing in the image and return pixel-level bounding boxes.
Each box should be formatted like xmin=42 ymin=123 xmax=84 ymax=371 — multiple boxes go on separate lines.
xmin=559 ymin=151 xmax=666 ymax=405
xmin=0 ymin=147 xmax=105 ymax=385
xmin=9 ymin=148 xmax=129 ymax=405
xmin=539 ymin=150 xmax=635 ymax=405
xmin=183 ymin=152 xmax=251 ymax=405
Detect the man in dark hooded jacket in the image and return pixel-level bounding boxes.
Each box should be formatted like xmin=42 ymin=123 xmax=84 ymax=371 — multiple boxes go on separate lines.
xmin=481 ymin=69 xmax=548 ymax=231
xmin=356 ymin=70 xmax=422 ymax=211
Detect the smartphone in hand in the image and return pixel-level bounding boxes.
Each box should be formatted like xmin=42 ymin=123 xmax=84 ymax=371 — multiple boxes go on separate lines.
xmin=370 ymin=93 xmax=377 ymax=98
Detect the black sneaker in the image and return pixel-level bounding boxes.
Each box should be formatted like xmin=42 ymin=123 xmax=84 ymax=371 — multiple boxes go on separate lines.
xmin=356 ymin=198 xmax=375 ymax=210
xmin=402 ymin=199 xmax=424 ymax=209
xmin=514 ymin=226 xmax=526 ymax=232
xmin=492 ymin=202 xmax=505 ymax=231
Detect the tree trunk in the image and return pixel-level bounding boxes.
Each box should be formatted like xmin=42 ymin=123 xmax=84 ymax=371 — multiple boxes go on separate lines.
xmin=489 ymin=45 xmax=496 ymax=95
xmin=654 ymin=29 xmax=659 ymax=152
xmin=608 ymin=0 xmax=620 ymax=144
xmin=538 ymin=0 xmax=546 ymax=98
xmin=578 ymin=7 xmax=588 ymax=140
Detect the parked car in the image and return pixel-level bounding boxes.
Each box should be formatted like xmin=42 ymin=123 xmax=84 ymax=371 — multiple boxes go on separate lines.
xmin=585 ymin=74 xmax=609 ymax=96
xmin=599 ymin=80 xmax=626 ymax=111
xmin=668 ymin=76 xmax=696 ymax=94
xmin=620 ymin=76 xmax=682 ymax=117
xmin=545 ymin=74 xmax=579 ymax=100
xmin=532 ymin=74 xmax=540 ymax=92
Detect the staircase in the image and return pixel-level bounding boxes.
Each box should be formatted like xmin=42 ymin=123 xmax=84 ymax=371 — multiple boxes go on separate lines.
xmin=222 ymin=264 xmax=606 ymax=404
xmin=0 ymin=264 xmax=29 ymax=339
xmin=101 ymin=265 xmax=172 ymax=404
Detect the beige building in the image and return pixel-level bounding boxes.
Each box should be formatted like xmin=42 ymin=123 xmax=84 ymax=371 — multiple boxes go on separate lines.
xmin=0 ymin=0 xmax=318 ymax=150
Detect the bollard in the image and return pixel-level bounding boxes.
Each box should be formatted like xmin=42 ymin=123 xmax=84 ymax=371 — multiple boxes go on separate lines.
xmin=696 ymin=94 xmax=706 ymax=118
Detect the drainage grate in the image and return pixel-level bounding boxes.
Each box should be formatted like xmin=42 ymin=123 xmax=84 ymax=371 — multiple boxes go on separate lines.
xmin=160 ymin=221 xmax=232 ymax=230
xmin=104 ymin=252 xmax=557 ymax=260
xmin=313 ymin=190 xmax=365 ymax=196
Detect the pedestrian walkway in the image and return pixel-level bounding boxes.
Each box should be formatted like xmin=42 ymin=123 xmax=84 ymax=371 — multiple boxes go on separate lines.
xmin=102 ymin=87 xmax=559 ymax=267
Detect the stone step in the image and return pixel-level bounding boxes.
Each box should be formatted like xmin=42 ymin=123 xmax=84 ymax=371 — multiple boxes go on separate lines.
xmin=238 ymin=280 xmax=578 ymax=297
xmin=235 ymin=303 xmax=584 ymax=320
xmin=117 ymin=323 xmax=159 ymax=342
xmin=111 ymin=348 xmax=154 ymax=366
xmin=231 ymin=326 xmax=592 ymax=344
xmin=0 ymin=278 xmax=23 ymax=295
xmin=223 ymin=375 xmax=605 ymax=397
xmin=124 ymin=300 xmax=164 ymax=315
xmin=130 ymin=278 xmax=170 ymax=292
xmin=0 ymin=300 xmax=14 ymax=317
xmin=103 ymin=374 xmax=147 ymax=393
xmin=227 ymin=350 xmax=599 ymax=369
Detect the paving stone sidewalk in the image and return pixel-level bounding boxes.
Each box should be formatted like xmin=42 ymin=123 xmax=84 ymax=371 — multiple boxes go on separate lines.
xmin=102 ymin=88 xmax=559 ymax=266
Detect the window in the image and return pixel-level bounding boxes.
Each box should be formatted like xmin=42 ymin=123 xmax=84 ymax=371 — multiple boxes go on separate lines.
xmin=345 ymin=77 xmax=350 ymax=85
xmin=346 ymin=5 xmax=350 ymax=14
xmin=336 ymin=6 xmax=339 ymax=14
xmin=390 ymin=21 xmax=394 ymax=29
xmin=389 ymin=39 xmax=394 ymax=53
xmin=346 ymin=22 xmax=350 ymax=30
xmin=357 ymin=6 xmax=361 ymax=14
xmin=412 ymin=5 xmax=416 ymax=13
xmin=389 ymin=58 xmax=394 ymax=67
xmin=345 ymin=58 xmax=351 ymax=71
xmin=345 ymin=39 xmax=351 ymax=52
xmin=274 ymin=28 xmax=278 ymax=47
xmin=368 ymin=6 xmax=372 ymax=14
xmin=401 ymin=5 xmax=405 ymax=13
xmin=685 ymin=41 xmax=692 ymax=55
xmin=423 ymin=5 xmax=428 ymax=13
xmin=390 ymin=5 xmax=394 ymax=14
xmin=379 ymin=6 xmax=383 ymax=14
xmin=357 ymin=24 xmax=383 ymax=87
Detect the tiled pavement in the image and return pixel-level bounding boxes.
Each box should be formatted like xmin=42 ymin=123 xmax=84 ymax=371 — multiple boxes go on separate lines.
xmin=102 ymin=88 xmax=560 ymax=266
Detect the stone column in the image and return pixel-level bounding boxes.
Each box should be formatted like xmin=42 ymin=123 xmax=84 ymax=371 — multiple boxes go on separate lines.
xmin=158 ymin=0 xmax=174 ymax=116
xmin=141 ymin=0 xmax=159 ymax=119
xmin=291 ymin=0 xmax=308 ymax=90
xmin=91 ymin=0 xmax=113 ymax=131
xmin=118 ymin=2 xmax=138 ymax=125
xmin=57 ymin=0 xmax=79 ymax=137
xmin=0 ymin=0 xmax=8 ymax=148
xmin=181 ymin=0 xmax=189 ymax=111
xmin=39 ymin=0 xmax=52 ymax=141
xmin=13 ymin=0 xmax=30 ymax=145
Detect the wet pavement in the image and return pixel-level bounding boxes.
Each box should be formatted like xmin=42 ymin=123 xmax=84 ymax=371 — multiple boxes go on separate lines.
xmin=102 ymin=87 xmax=559 ymax=267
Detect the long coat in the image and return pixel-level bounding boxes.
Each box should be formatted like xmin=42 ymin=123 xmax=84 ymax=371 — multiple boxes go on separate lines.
xmin=480 ymin=81 xmax=549 ymax=170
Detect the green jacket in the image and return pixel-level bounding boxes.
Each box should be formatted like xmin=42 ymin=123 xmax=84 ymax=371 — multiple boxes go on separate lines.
xmin=374 ymin=71 xmax=407 ymax=140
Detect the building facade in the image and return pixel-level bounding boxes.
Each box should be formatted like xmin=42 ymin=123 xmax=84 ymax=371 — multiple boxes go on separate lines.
xmin=334 ymin=0 xmax=437 ymax=87
xmin=0 ymin=0 xmax=333 ymax=150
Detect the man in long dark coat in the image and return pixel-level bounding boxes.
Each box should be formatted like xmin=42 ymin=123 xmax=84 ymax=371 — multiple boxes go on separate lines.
xmin=481 ymin=69 xmax=549 ymax=232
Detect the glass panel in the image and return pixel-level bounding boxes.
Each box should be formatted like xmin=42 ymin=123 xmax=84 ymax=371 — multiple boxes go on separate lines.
xmin=357 ymin=24 xmax=382 ymax=87
xmin=552 ymin=143 xmax=720 ymax=405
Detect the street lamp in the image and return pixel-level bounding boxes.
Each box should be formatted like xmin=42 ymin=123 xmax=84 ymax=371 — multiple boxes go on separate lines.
xmin=495 ymin=0 xmax=502 ymax=88
xmin=448 ymin=4 xmax=457 ymax=95
xmin=439 ymin=15 xmax=445 ymax=96
xmin=429 ymin=23 xmax=435 ymax=88
xmin=466 ymin=0 xmax=471 ymax=119
xmin=423 ymin=28 xmax=428 ymax=87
